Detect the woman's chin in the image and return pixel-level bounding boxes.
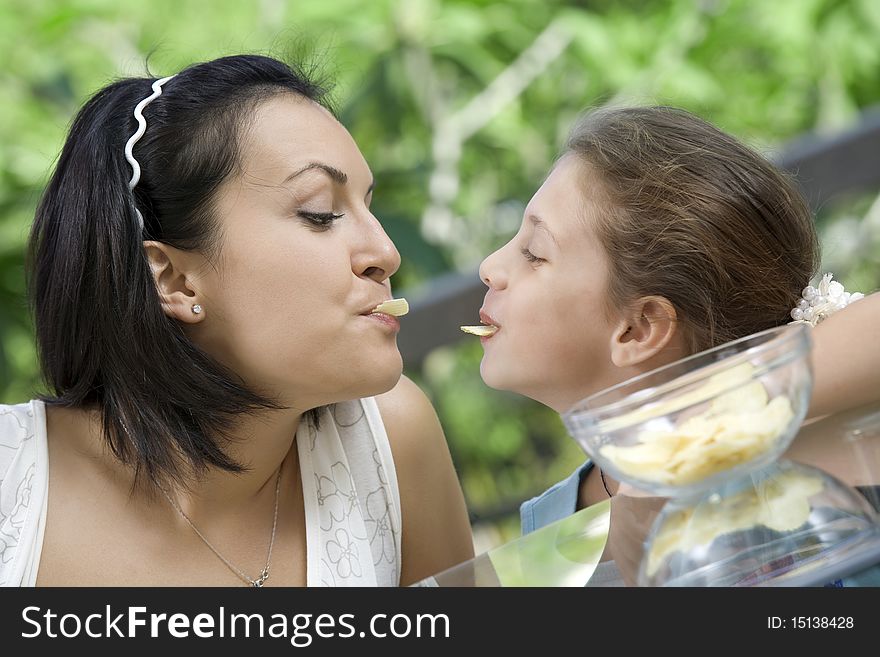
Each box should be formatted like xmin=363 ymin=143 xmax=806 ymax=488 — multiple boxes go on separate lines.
xmin=360 ymin=357 xmax=404 ymax=397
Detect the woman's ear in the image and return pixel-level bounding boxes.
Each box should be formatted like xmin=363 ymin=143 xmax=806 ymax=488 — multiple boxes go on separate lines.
xmin=609 ymin=296 xmax=679 ymax=368
xmin=143 ymin=241 xmax=204 ymax=323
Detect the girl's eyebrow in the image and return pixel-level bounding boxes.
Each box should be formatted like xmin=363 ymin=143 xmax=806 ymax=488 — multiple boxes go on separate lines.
xmin=530 ymin=215 xmax=559 ymax=246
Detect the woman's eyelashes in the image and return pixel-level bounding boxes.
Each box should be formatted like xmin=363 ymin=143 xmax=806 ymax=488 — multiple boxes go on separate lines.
xmin=298 ymin=210 xmax=344 ymax=230
xmin=520 ymin=247 xmax=545 ymax=264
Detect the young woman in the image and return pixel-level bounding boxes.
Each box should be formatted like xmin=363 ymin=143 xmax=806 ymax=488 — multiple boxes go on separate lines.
xmin=0 ymin=54 xmax=473 ymax=586
xmin=474 ymin=106 xmax=879 ymax=584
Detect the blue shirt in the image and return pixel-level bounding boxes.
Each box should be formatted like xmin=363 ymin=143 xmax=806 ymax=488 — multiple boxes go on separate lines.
xmin=520 ymin=462 xmax=593 ymax=536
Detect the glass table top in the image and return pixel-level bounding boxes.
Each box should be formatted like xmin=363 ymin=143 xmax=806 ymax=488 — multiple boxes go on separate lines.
xmin=415 ymin=401 xmax=880 ymax=587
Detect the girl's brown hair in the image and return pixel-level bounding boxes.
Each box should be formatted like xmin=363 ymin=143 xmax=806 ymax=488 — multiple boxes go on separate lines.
xmin=566 ymin=106 xmax=820 ymax=353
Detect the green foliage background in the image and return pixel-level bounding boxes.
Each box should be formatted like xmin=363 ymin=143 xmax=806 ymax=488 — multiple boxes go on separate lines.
xmin=2 ymin=0 xmax=879 ymax=547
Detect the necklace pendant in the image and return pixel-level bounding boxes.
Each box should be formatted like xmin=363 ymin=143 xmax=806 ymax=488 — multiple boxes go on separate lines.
xmin=252 ymin=567 xmax=270 ymax=587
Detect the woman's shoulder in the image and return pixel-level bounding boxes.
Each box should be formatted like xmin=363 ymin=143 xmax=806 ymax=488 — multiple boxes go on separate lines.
xmin=373 ymin=375 xmax=436 ymax=433
xmin=0 ymin=401 xmax=42 ymax=478
xmin=372 ymin=375 xmax=450 ymax=469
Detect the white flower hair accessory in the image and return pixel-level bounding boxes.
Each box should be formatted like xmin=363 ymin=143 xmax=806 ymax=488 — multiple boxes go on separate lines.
xmin=790 ymin=273 xmax=865 ymax=327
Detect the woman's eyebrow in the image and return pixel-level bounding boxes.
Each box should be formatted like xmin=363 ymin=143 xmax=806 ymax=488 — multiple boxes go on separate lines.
xmin=530 ymin=215 xmax=559 ymax=246
xmin=283 ymin=162 xmax=348 ymax=185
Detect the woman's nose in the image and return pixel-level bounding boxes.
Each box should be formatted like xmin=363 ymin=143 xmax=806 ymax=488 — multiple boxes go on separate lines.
xmin=354 ymin=212 xmax=401 ymax=283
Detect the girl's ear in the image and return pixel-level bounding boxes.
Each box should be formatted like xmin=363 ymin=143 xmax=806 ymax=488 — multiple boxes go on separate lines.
xmin=144 ymin=241 xmax=205 ymax=323
xmin=609 ymin=296 xmax=679 ymax=368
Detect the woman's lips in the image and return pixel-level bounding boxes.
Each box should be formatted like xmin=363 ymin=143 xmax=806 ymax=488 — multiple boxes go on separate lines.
xmin=364 ymin=312 xmax=400 ymax=333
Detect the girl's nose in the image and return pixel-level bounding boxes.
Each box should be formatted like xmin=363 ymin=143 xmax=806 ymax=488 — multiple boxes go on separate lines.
xmin=479 ymin=245 xmax=508 ymax=290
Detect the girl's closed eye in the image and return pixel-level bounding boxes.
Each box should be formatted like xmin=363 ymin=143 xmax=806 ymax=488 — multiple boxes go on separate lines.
xmin=298 ymin=210 xmax=344 ymax=230
xmin=521 ymin=247 xmax=545 ymax=264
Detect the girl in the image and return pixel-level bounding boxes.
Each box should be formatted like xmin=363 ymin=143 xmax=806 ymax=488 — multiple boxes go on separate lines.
xmin=474 ymin=106 xmax=879 ymax=583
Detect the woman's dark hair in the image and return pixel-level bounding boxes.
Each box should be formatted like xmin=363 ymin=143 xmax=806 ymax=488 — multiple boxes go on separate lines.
xmin=28 ymin=54 xmax=332 ymax=490
xmin=565 ymin=106 xmax=820 ymax=353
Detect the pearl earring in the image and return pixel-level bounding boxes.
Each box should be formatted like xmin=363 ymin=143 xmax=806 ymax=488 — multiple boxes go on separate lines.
xmin=192 ymin=304 xmax=203 ymax=315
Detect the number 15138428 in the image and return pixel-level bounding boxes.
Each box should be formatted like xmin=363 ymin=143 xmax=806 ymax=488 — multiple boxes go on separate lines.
xmin=768 ymin=616 xmax=854 ymax=629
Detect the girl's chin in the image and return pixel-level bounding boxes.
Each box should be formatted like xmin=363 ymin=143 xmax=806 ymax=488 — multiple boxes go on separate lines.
xmin=479 ymin=362 xmax=569 ymax=410
xmin=479 ymin=360 xmax=523 ymax=395
xmin=478 ymin=359 xmax=498 ymax=388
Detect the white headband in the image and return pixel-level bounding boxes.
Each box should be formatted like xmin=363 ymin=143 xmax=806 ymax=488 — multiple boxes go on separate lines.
xmin=123 ymin=75 xmax=176 ymax=230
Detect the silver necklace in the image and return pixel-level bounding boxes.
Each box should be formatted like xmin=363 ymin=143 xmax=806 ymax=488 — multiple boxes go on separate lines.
xmin=160 ymin=465 xmax=283 ymax=587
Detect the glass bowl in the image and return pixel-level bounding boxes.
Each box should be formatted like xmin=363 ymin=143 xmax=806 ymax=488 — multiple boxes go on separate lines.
xmin=638 ymin=460 xmax=880 ymax=586
xmin=562 ymin=324 xmax=813 ymax=498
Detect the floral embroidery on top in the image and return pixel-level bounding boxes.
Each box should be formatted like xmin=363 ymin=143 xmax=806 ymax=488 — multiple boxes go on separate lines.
xmin=306 ymin=399 xmax=398 ymax=585
xmin=326 ymin=528 xmax=362 ymax=579
xmin=365 ymin=487 xmax=396 ymax=566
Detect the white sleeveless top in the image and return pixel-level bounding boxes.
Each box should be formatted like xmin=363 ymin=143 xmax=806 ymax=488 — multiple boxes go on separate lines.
xmin=0 ymin=398 xmax=402 ymax=587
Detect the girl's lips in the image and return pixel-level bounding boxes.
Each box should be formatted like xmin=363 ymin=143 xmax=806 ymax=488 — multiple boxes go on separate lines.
xmin=478 ymin=309 xmax=499 ymax=328
xmin=474 ymin=309 xmax=500 ymax=344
